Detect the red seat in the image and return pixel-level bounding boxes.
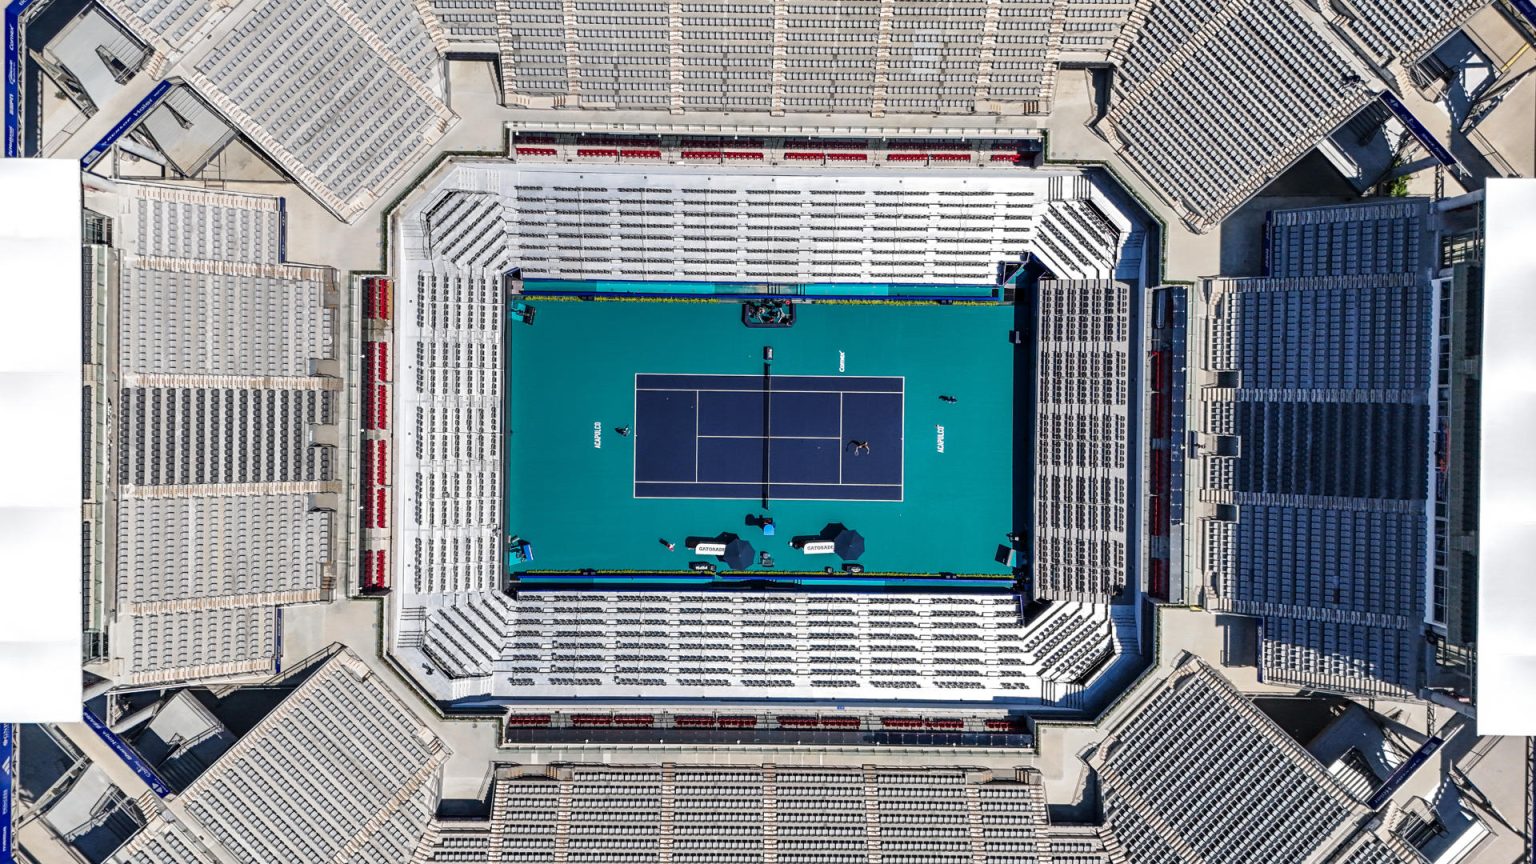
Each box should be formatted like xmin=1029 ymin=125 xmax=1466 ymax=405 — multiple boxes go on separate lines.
xmin=577 ymin=148 xmax=618 ymax=158
xmin=515 ymin=146 xmax=557 ymax=156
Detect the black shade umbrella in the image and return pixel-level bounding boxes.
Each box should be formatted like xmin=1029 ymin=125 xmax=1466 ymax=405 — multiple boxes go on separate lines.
xmin=721 ymin=537 xmax=756 ymax=570
xmin=833 ymin=528 xmax=865 ymax=561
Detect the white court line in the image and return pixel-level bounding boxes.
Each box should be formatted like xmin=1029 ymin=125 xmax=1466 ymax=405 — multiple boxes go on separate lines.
xmin=631 ymin=371 xmax=638 ymax=500
xmin=636 ymin=480 xmax=903 ymax=487
xmin=634 ymin=372 xmax=904 ymax=496
xmin=697 ymin=434 xmax=843 ymax=440
xmin=638 ymin=387 xmax=902 ymax=395
xmin=637 ymin=372 xmax=902 ymax=380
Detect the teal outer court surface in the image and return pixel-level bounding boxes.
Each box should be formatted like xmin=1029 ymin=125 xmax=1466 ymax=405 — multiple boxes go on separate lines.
xmin=504 ymin=298 xmax=1019 ymax=577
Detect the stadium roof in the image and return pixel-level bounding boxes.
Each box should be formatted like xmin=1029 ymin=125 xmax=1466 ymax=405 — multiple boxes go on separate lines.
xmin=0 ymin=159 xmax=84 ymax=721
xmin=1476 ymin=178 xmax=1536 ymax=735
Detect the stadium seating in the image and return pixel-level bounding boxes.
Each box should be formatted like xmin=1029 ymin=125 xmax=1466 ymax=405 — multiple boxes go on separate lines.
xmin=106 ymin=182 xmax=339 ymax=687
xmin=180 ymin=0 xmax=453 ymax=221
xmin=1333 ymin=0 xmax=1486 ymax=64
xmin=1104 ymin=0 xmax=1373 ymax=230
xmin=449 ymin=0 xmax=1127 ymax=116
xmin=178 ymin=651 xmax=447 ymax=864
xmin=399 ymin=265 xmax=502 ymax=595
xmin=413 ymin=590 xmax=1121 ymax=701
xmin=1032 ymin=280 xmax=1131 ymax=603
xmin=128 ymin=606 xmax=277 ymax=685
xmin=120 ymin=495 xmax=326 ymax=605
xmin=1194 ymin=201 xmax=1435 ymax=698
xmin=417 ymin=764 xmax=1093 ymax=863
xmin=1092 ymin=659 xmax=1380 ymax=864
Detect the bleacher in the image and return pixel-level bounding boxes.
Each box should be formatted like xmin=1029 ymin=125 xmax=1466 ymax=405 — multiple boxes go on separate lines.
xmin=411 ymin=163 xmax=1131 ymax=287
xmin=101 ymin=817 xmax=212 ymax=864
xmin=104 ymin=182 xmax=340 ymax=687
xmin=127 ymin=606 xmax=277 ymax=686
xmin=1193 ymin=200 xmax=1435 ymax=698
xmin=1090 ymin=658 xmax=1403 ymax=864
xmin=176 ymin=650 xmax=448 ymax=864
xmin=128 ymin=187 xmax=282 ymax=262
xmin=342 ymin=0 xmax=442 ymax=85
xmin=1266 ymin=199 xmax=1431 ymax=277
xmin=364 ymin=276 xmax=393 ymax=321
xmin=414 ymin=765 xmax=1103 ymax=863
xmin=398 ymin=265 xmax=502 ymax=595
xmin=119 ymin=496 xmax=327 ymax=605
xmin=1032 ymin=280 xmax=1131 ymax=604
xmin=1331 ymin=0 xmax=1486 ymax=65
xmin=463 ymin=0 xmax=1128 ymax=115
xmin=120 ymin=269 xmax=331 ymax=377
xmin=174 ymin=0 xmax=453 ymax=221
xmin=424 ymin=191 xmax=509 ymax=271
xmin=1103 ymin=0 xmax=1373 ymax=231
xmin=413 ymin=591 xmax=1118 ymax=701
xmin=101 ymin=0 xmax=213 ymax=51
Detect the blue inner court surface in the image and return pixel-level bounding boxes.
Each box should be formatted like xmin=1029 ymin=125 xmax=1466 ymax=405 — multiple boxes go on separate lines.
xmin=634 ymin=373 xmax=904 ymax=501
xmin=504 ymin=297 xmax=1019 ymax=578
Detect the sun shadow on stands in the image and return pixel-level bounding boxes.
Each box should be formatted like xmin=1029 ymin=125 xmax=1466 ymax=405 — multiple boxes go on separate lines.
xmin=437 ymin=794 xmax=493 ymax=820
xmin=1046 ymin=770 xmax=1101 ymax=826
xmin=1012 ymin=262 xmax=1045 ymax=600
xmin=1020 ymin=597 xmax=1054 ymax=626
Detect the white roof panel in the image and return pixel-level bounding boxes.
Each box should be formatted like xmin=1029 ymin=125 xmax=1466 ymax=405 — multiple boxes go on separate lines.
xmin=0 ymin=159 xmax=83 ymax=721
xmin=1476 ymin=178 xmax=1536 ymax=735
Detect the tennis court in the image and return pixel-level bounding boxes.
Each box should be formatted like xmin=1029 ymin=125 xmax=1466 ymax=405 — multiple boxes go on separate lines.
xmin=504 ymin=298 xmax=1018 ymax=575
xmin=634 ymin=373 xmax=903 ymax=501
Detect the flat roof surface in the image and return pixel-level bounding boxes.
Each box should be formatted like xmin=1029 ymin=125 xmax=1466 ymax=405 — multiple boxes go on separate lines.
xmin=1476 ymin=178 xmax=1536 ymax=735
xmin=505 ymin=299 xmax=1018 ymax=576
xmin=0 ymin=159 xmax=82 ymax=722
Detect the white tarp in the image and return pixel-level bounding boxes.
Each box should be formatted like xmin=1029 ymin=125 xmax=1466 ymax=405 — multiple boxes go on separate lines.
xmin=0 ymin=159 xmax=83 ymax=721
xmin=1476 ymin=178 xmax=1536 ymax=735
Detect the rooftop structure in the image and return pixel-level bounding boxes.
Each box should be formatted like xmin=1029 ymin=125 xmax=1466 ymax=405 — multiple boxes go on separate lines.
xmin=86 ymin=180 xmax=342 ymax=685
xmin=1089 ymin=656 xmax=1422 ymax=864
xmin=1476 ymin=178 xmax=1536 ymax=735
xmin=1189 ymin=198 xmax=1438 ymax=697
xmin=34 ymin=6 xmax=148 ymax=116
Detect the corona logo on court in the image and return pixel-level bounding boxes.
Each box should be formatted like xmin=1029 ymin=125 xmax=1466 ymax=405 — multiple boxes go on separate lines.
xmin=593 ymin=422 xmax=602 ymax=449
xmin=936 ymin=425 xmax=945 ymax=453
